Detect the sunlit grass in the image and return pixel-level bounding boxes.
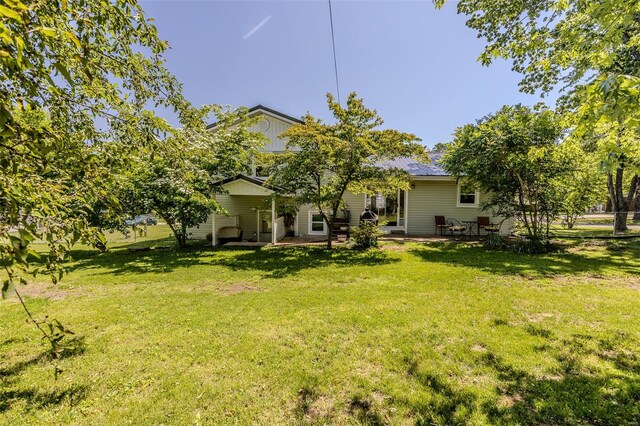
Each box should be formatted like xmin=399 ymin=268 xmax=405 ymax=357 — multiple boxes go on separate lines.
xmin=1 ymin=226 xmax=639 ymax=424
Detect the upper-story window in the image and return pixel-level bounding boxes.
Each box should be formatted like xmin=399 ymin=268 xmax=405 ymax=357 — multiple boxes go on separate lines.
xmin=457 ymin=182 xmax=479 ymax=207
xmin=255 ymin=164 xmax=269 ymax=178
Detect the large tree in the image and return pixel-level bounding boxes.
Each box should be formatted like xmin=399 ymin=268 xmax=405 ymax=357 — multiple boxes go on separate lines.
xmin=266 ymin=93 xmax=426 ymax=249
xmin=119 ymin=107 xmax=265 ymax=247
xmin=0 ymin=0 xmax=215 ymax=352
xmin=442 ymin=105 xmax=568 ymax=241
xmin=436 ymin=0 xmax=640 ymax=231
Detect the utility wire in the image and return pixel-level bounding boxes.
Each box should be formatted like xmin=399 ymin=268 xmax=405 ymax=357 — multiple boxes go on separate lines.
xmin=328 ymin=0 xmax=341 ymax=104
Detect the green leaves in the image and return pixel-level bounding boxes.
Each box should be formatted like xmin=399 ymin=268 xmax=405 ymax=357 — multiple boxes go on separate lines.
xmin=267 ymin=92 xmax=426 ymax=248
xmin=0 ymin=4 xmax=22 ymax=22
xmin=443 ymin=105 xmax=567 ymax=239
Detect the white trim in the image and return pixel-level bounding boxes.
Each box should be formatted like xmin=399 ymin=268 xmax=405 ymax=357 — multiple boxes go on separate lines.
xmin=308 ymin=211 xmax=328 ymax=235
xmin=294 ymin=212 xmax=299 ymax=237
xmin=222 ymin=178 xmax=274 ymax=196
xmin=410 ymin=175 xmax=454 ymax=181
xmin=249 ymin=109 xmax=299 ymax=125
xmin=456 ymin=182 xmax=480 ymax=208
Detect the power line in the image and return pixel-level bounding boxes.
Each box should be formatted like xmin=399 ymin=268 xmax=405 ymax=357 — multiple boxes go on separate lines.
xmin=328 ymin=0 xmax=341 ymax=104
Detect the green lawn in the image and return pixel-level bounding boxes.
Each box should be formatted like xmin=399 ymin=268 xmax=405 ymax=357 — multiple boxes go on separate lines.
xmin=548 ymin=224 xmax=640 ymax=238
xmin=1 ymin=227 xmax=640 ymax=425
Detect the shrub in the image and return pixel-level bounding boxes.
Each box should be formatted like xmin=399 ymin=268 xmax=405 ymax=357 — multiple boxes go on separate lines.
xmin=347 ymin=222 xmax=383 ymax=249
xmin=483 ymin=232 xmax=506 ymax=250
xmin=509 ymin=237 xmax=552 ymax=254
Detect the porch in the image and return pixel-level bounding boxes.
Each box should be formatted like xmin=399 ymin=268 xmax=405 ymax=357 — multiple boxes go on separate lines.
xmin=209 ymin=175 xmax=289 ymax=246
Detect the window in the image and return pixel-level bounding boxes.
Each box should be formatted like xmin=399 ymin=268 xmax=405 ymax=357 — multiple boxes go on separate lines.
xmin=309 ymin=212 xmax=327 ymax=235
xmin=457 ymin=182 xmax=479 ymax=207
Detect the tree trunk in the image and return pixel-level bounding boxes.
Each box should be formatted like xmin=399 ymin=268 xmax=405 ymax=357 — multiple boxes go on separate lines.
xmin=614 ymin=211 xmax=629 ymax=232
xmin=326 ymin=226 xmax=333 ymax=249
xmin=608 ymin=169 xmax=629 ymax=232
xmin=634 ymin=188 xmax=640 ymax=222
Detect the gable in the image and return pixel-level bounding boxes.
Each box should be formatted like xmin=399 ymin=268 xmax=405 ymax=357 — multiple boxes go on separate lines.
xmin=207 ymin=105 xmax=302 ymax=154
xmin=222 ymin=177 xmax=274 ymax=196
xmin=247 ymin=111 xmax=295 ymax=153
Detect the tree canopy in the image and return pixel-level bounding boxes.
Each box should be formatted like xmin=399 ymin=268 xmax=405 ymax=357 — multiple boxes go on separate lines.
xmin=119 ymin=107 xmax=265 ymax=247
xmin=436 ymin=0 xmax=640 ymax=231
xmin=0 ymin=0 xmax=238 ymax=353
xmin=443 ymin=104 xmax=567 ymax=241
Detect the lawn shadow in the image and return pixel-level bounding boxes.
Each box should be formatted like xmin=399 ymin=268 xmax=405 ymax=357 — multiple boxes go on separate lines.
xmin=399 ymin=356 xmax=480 ymax=424
xmin=64 ymin=244 xmax=215 ymax=276
xmin=211 ymin=246 xmax=398 ymax=278
xmin=398 ymin=330 xmax=640 ymax=424
xmin=479 ymin=332 xmax=640 ymax=424
xmin=408 ymin=241 xmax=640 ymax=277
xmin=0 ymin=385 xmax=87 ymax=413
xmin=64 ymin=244 xmax=396 ymax=279
xmin=0 ymin=338 xmax=88 ymax=413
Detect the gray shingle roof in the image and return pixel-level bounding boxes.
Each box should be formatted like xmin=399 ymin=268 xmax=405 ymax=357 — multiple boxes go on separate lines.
xmin=377 ymin=152 xmax=449 ymax=176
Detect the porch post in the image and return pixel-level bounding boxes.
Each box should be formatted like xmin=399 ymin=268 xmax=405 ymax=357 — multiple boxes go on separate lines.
xmin=271 ymin=199 xmax=276 ymax=245
xmin=256 ymin=210 xmax=260 ymax=243
xmin=211 ymin=213 xmax=216 ymax=246
xmin=397 ymin=189 xmax=401 ymax=226
xmin=405 ymin=185 xmax=410 ymax=235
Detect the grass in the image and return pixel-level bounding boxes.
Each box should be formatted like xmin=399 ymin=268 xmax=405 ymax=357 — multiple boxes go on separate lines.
xmin=548 ymin=224 xmax=640 ymax=238
xmin=1 ymin=226 xmax=640 ymax=424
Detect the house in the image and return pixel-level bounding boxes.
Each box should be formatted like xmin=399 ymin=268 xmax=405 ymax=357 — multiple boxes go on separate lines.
xmin=186 ymin=105 xmax=511 ymax=245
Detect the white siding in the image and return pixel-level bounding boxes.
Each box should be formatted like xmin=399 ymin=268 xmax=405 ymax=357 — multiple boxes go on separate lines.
xmin=406 ymin=180 xmax=512 ymax=236
xmin=248 ymin=115 xmax=294 ymax=153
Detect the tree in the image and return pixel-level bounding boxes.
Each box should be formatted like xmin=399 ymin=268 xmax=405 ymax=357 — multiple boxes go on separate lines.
xmin=266 ymin=93 xmax=426 ymax=249
xmin=554 ymin=142 xmax=606 ymax=229
xmin=120 ymin=107 xmax=265 ymax=247
xmin=442 ymin=105 xmax=567 ymax=241
xmin=435 ymin=0 xmax=640 ymax=232
xmin=0 ymin=0 xmax=212 ymax=353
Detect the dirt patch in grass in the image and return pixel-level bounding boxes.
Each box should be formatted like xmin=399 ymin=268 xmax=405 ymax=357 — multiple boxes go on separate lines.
xmin=189 ymin=281 xmax=262 ymax=295
xmin=7 ymin=282 xmax=88 ymax=301
xmin=551 ymin=275 xmax=640 ymax=290
xmin=380 ymin=243 xmax=407 ymax=252
xmin=305 ymin=394 xmax=335 ymax=421
xmin=218 ymin=283 xmax=262 ymax=295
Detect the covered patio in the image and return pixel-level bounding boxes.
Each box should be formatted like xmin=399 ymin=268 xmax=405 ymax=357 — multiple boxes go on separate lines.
xmin=210 ymin=175 xmax=287 ymax=246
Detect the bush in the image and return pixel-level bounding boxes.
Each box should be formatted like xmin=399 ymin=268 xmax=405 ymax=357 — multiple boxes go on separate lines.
xmin=509 ymin=237 xmax=552 ymax=254
xmin=483 ymin=232 xmax=506 ymax=250
xmin=347 ymin=222 xmax=383 ymax=249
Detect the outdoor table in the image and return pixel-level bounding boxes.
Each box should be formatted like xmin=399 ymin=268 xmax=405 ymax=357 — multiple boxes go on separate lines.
xmin=462 ymin=220 xmax=478 ymax=240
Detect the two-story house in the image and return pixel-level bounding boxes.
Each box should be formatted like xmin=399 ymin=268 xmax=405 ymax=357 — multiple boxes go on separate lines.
xmin=186 ymin=105 xmax=511 ymax=245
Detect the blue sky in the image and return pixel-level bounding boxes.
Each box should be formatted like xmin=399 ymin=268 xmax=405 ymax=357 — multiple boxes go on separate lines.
xmin=141 ymin=0 xmax=554 ymax=147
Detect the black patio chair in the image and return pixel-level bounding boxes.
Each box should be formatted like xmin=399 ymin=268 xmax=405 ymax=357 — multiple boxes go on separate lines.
xmin=482 ymin=218 xmax=506 ymax=234
xmin=435 ymin=215 xmax=448 ymax=236
xmin=446 ymin=218 xmax=467 ymax=237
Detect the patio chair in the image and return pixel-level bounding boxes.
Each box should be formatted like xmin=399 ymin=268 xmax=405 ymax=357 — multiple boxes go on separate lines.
xmin=446 ymin=218 xmax=467 ymax=236
xmin=435 ymin=216 xmax=447 ymax=236
xmin=482 ymin=218 xmax=506 ymax=234
xmin=217 ymin=226 xmax=243 ymax=245
xmin=477 ymin=216 xmax=491 ymax=235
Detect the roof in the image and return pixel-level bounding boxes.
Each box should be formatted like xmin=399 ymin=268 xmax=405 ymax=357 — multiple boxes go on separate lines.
xmin=217 ymin=174 xmax=285 ymax=192
xmin=218 ymin=174 xmax=268 ymax=186
xmin=206 ymin=105 xmax=303 ymax=129
xmin=377 ymin=152 xmax=449 ymax=176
